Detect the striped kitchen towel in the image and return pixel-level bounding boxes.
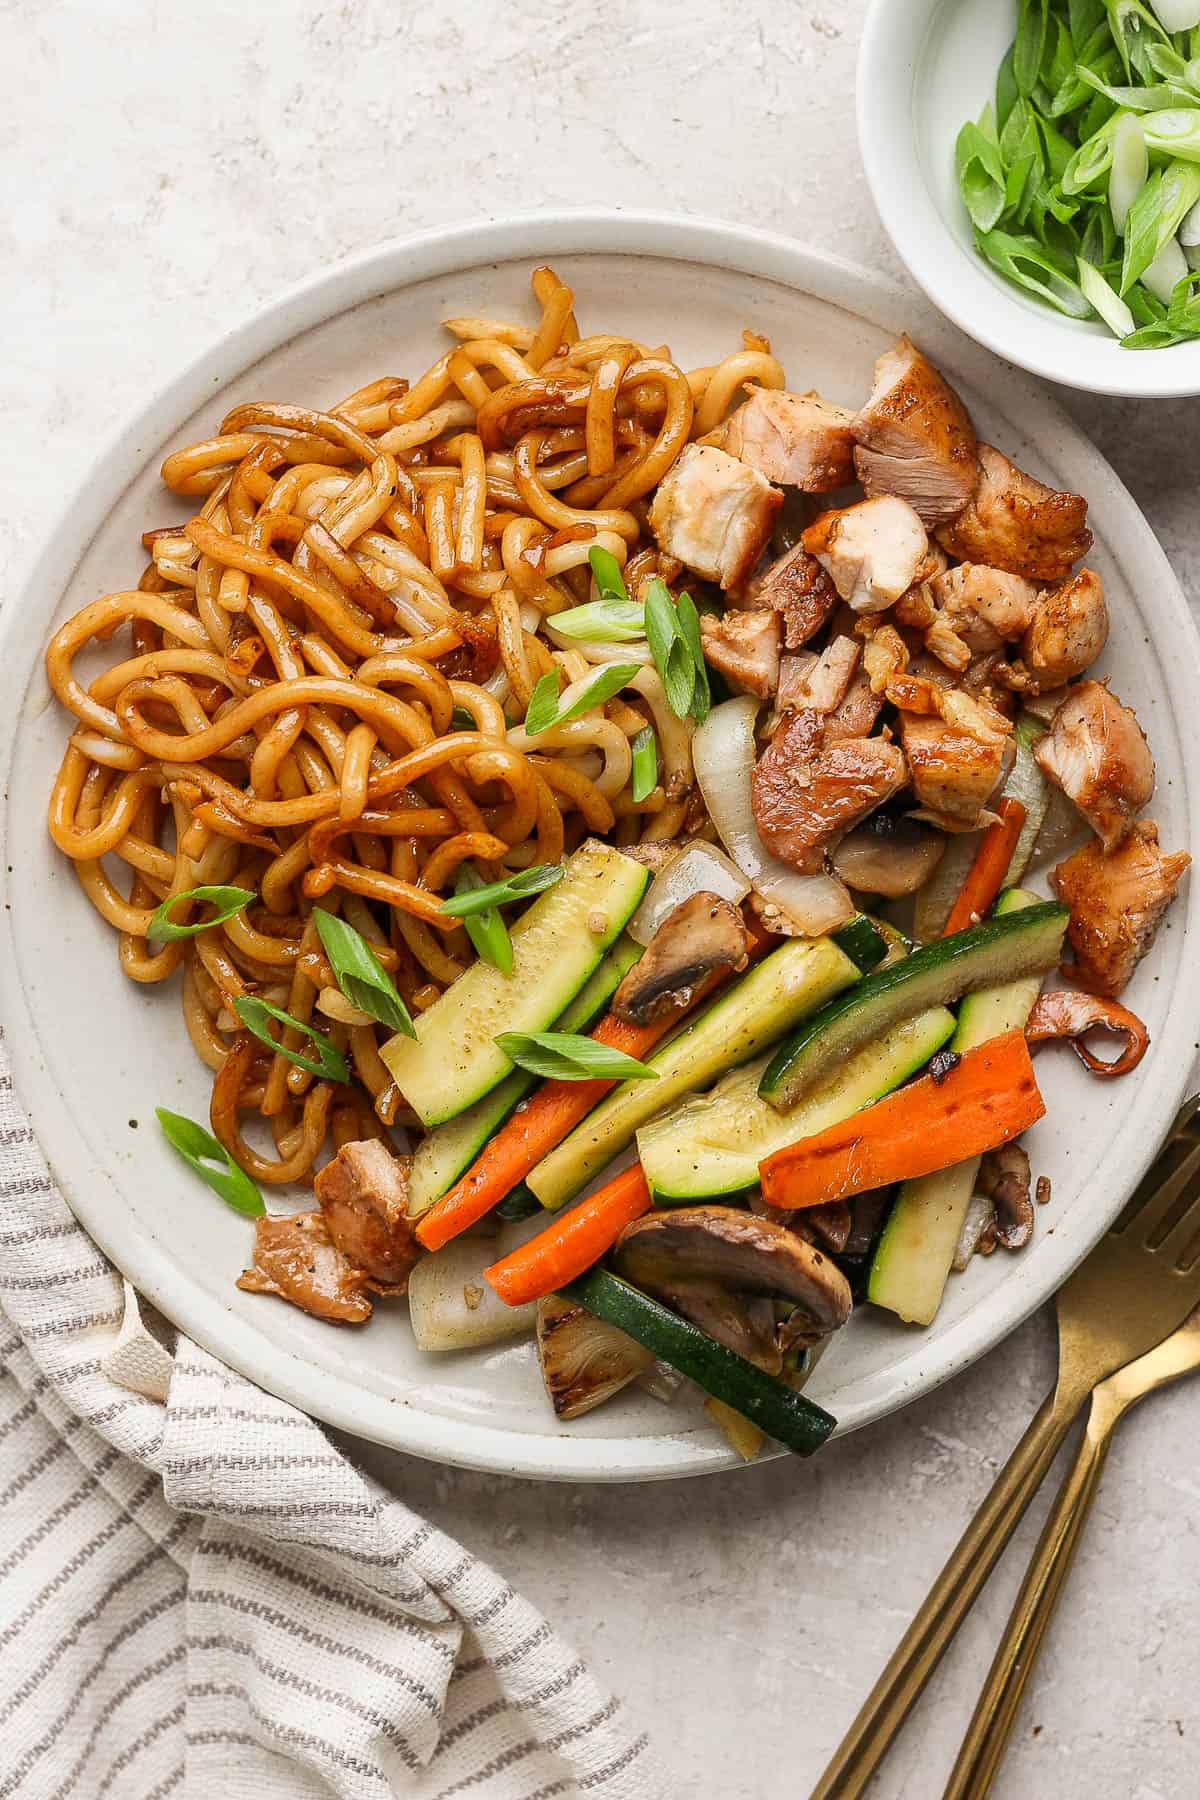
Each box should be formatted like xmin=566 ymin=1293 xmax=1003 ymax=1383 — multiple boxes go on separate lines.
xmin=0 ymin=1028 xmax=665 ymax=1800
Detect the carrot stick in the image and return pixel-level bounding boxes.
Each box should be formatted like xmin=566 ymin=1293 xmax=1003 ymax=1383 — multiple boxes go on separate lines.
xmin=415 ymin=920 xmax=769 ymax=1252
xmin=484 ymin=1164 xmax=652 ymax=1306
xmin=942 ymin=797 xmax=1027 ymax=937
xmin=758 ymin=1029 xmax=1044 ymax=1210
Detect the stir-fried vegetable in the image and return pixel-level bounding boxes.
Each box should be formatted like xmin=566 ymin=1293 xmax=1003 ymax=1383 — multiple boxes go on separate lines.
xmin=485 ymin=1165 xmax=654 ymax=1307
xmin=956 ymin=1 xmax=1200 ymax=343
xmin=942 ymin=796 xmax=1029 ymax=935
xmin=157 ymin=1108 xmax=265 ymax=1217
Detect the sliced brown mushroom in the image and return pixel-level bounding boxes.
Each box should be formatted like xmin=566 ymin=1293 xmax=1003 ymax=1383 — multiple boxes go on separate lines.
xmin=830 ymin=813 xmax=947 ymax=897
xmin=1025 ymin=987 xmax=1149 ymax=1078
xmin=612 ymin=1204 xmax=852 ymax=1375
xmin=611 ymin=892 xmax=749 ymax=1025
xmin=976 ymin=1143 xmax=1034 ymax=1250
xmin=536 ymin=1293 xmax=655 ymax=1419
xmin=844 ymin=1187 xmax=893 ymax=1260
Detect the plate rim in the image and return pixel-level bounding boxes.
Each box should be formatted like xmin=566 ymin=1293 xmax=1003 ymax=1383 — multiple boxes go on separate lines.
xmin=3 ymin=207 xmax=1198 ymax=1481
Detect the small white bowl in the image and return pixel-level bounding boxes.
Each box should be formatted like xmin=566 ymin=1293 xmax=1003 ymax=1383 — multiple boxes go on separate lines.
xmin=857 ymin=0 xmax=1200 ymax=398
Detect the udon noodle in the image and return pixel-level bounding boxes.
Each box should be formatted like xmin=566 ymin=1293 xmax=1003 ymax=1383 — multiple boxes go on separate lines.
xmin=46 ymin=266 xmax=788 ymax=1189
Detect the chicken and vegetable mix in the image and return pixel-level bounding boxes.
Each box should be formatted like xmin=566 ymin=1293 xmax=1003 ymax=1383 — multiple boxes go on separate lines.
xmin=49 ymin=271 xmax=1188 ymax=1458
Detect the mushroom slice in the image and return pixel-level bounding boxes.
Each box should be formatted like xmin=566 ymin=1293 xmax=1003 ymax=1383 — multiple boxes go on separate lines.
xmin=976 ymin=1144 xmax=1034 ymax=1251
xmin=612 ymin=1205 xmax=853 ymax=1375
xmin=1026 ymin=987 xmax=1149 ymax=1078
xmin=536 ymin=1293 xmax=655 ymax=1419
xmin=831 ymin=814 xmax=947 ymax=897
xmin=237 ymin=1212 xmax=373 ymax=1324
xmin=612 ymin=892 xmax=749 ymax=1025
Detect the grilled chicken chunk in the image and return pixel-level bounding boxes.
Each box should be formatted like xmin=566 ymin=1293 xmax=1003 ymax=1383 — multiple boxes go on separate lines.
xmin=750 ymin=543 xmax=838 ymax=648
xmin=1034 ymin=681 xmax=1154 ymax=852
xmin=926 ymin=563 xmax=1040 ymax=669
xmin=826 ymin=667 xmax=884 ymax=740
xmin=313 ymin=1138 xmax=421 ymax=1290
xmin=237 ymin=1213 xmax=373 ymax=1324
xmin=1019 ymin=569 xmax=1109 ymax=690
xmin=852 ymin=337 xmax=979 ymax=525
xmin=802 ymin=495 xmax=929 ymax=615
xmin=1052 ymin=820 xmax=1190 ymax=996
xmin=699 ymin=608 xmax=781 ymax=697
xmin=752 ymin=709 xmax=907 ymax=871
xmin=724 ymin=388 xmax=857 ymax=491
xmin=936 ymin=444 xmax=1092 ymax=581
xmin=649 ymin=444 xmax=782 ymax=590
xmin=776 ymin=635 xmax=860 ymax=716
xmin=900 ymin=709 xmax=1012 ymax=830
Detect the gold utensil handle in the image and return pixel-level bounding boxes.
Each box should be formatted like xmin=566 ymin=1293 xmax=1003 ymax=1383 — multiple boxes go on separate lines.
xmin=810 ymin=1389 xmax=1076 ymax=1800
xmin=940 ymin=1414 xmax=1112 ymax=1800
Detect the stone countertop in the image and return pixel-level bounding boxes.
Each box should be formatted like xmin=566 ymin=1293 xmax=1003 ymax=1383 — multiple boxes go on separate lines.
xmin=7 ymin=3 xmax=1197 ymax=1794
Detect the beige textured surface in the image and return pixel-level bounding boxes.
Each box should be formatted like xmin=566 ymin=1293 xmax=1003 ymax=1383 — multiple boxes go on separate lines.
xmin=6 ymin=3 xmax=1198 ymax=1795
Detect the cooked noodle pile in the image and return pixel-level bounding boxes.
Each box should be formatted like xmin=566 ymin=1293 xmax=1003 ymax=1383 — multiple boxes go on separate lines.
xmin=45 ymin=266 xmax=788 ymax=1189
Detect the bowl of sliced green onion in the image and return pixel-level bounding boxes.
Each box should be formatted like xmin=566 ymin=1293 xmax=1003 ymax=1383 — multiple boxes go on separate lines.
xmin=858 ymin=0 xmax=1200 ymax=396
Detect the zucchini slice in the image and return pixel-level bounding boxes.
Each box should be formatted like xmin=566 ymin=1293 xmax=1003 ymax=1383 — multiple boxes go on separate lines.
xmin=638 ymin=1007 xmax=956 ymax=1201
xmin=832 ymin=913 xmax=889 ymax=972
xmin=381 ymin=841 xmax=648 ymax=1127
xmin=527 ymin=934 xmax=860 ymax=1211
xmin=868 ymin=889 xmax=1047 ymax=1326
xmin=759 ymin=900 xmax=1068 ymax=1114
xmin=406 ymin=934 xmax=643 ymax=1215
xmin=562 ymin=1268 xmax=836 ymax=1457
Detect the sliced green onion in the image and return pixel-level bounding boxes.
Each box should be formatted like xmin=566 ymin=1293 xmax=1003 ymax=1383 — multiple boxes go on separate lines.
xmin=1181 ymin=189 xmax=1200 ymax=238
xmin=1014 ymin=0 xmax=1050 ymax=95
xmin=1147 ymin=1 xmax=1200 ymax=36
xmin=439 ymin=862 xmax=565 ymax=917
xmin=588 ymin=545 xmax=629 ymax=603
xmin=630 ymin=725 xmax=658 ymax=803
xmin=1142 ymin=103 xmax=1200 ymax=154
xmin=1167 ymin=266 xmax=1200 ymax=318
xmin=1072 ymin=0 xmax=1109 ymax=43
xmin=451 ymin=704 xmax=478 ymax=729
xmin=956 ymin=112 xmax=1007 ymax=231
xmin=997 ymin=43 xmax=1020 ymax=130
xmin=494 ymin=1031 xmax=659 ymax=1082
xmin=1105 ymin=0 xmax=1170 ymax=79
xmin=523 ymin=663 xmax=640 ymax=735
xmin=975 ymin=225 xmax=1094 ymax=314
xmin=232 ymin=996 xmax=350 ymax=1082
xmin=156 ymin=1108 xmax=264 ymax=1217
xmin=524 ymin=670 xmax=562 ymax=735
xmin=643 ymin=577 xmax=696 ymax=719
xmin=1063 ymin=111 xmax=1123 ymax=192
xmin=312 ymin=908 xmax=415 ymax=1038
xmin=1142 ymin=228 xmax=1190 ymax=294
xmin=1121 ymin=159 xmax=1200 ymax=287
xmin=1110 ymin=113 xmax=1151 ymax=231
xmin=1078 ymin=252 xmax=1140 ymax=328
xmin=452 ymin=865 xmax=513 ymax=974
xmin=547 ymin=600 xmax=646 ymax=642
xmin=146 ymin=884 xmax=255 ymax=944
xmin=674 ymin=593 xmax=711 ymax=725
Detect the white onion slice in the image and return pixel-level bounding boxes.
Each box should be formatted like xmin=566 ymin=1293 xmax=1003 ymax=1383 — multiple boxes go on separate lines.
xmin=692 ymin=696 xmax=854 ymax=936
xmin=1141 ymin=233 xmax=1189 ymax=304
xmin=1109 ymin=115 xmax=1148 ymax=238
xmin=407 ymin=1241 xmax=536 ymax=1352
xmin=626 ymin=840 xmax=751 ymax=946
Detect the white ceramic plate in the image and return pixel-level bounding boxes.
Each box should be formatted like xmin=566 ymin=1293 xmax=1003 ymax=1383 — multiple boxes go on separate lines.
xmin=858 ymin=0 xmax=1200 ymax=399
xmin=2 ymin=212 xmax=1198 ymax=1481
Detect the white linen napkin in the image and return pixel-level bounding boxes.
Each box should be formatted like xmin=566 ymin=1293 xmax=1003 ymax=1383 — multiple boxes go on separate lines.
xmin=0 ymin=1027 xmax=665 ymax=1799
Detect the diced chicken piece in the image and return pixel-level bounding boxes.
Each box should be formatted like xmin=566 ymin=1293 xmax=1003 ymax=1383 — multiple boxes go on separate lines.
xmin=751 ymin=543 xmax=837 ymax=648
xmin=860 ymin=622 xmax=909 ymax=695
xmin=1034 ymin=681 xmax=1154 ymax=852
xmin=237 ymin=1213 xmax=373 ymax=1324
xmin=852 ymin=336 xmax=980 ymax=525
xmin=649 ymin=444 xmax=782 ymax=590
xmin=776 ymin=635 xmax=860 ymax=715
xmin=802 ymin=495 xmax=929 ymax=616
xmin=936 ymin=444 xmax=1092 ymax=581
xmin=724 ymin=388 xmax=857 ymax=491
xmin=1052 ymin=820 xmax=1190 ymax=996
xmin=825 ymin=667 xmax=884 ymax=741
xmin=927 ymin=564 xmax=1040 ymax=670
xmin=699 ymin=608 xmax=780 ymax=698
xmin=313 ymin=1138 xmax=421 ymax=1291
xmin=1019 ymin=569 xmax=1108 ymax=691
xmin=900 ymin=710 xmax=1012 ymax=831
xmin=751 ymin=710 xmax=907 ymax=871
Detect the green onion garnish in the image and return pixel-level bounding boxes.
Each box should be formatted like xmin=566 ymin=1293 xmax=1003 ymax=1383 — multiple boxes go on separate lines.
xmin=523 ymin=663 xmax=640 ymax=735
xmin=630 ymin=725 xmax=658 ymax=803
xmin=155 ymin=1108 xmax=264 ymax=1217
xmin=312 ymin=909 xmax=415 ymax=1039
xmin=146 ymin=884 xmax=255 ymax=944
xmin=675 ymin=592 xmax=711 ymax=725
xmin=232 ymin=996 xmax=350 ymax=1082
xmin=588 ymin=544 xmax=629 ymax=603
xmin=494 ymin=1030 xmax=659 ymax=1082
xmin=449 ymin=864 xmax=513 ymax=974
xmin=439 ymin=862 xmax=564 ymax=918
xmin=643 ymin=578 xmax=697 ymax=720
xmin=549 ymin=600 xmax=647 ymax=642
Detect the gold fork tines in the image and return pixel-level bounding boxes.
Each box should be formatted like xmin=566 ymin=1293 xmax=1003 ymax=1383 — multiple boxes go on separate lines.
xmin=810 ymin=1096 xmax=1200 ymax=1800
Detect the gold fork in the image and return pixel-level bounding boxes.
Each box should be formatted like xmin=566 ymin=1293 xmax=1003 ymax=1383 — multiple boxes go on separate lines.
xmin=943 ymin=1301 xmax=1200 ymax=1798
xmin=811 ymin=1095 xmax=1200 ymax=1800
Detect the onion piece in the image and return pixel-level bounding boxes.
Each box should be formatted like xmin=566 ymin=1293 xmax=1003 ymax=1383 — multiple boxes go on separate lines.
xmin=1142 ymin=233 xmax=1189 ymax=304
xmin=626 ymin=840 xmax=750 ymax=946
xmin=692 ymin=696 xmax=854 ymax=937
xmin=1109 ymin=115 xmax=1149 ymax=238
xmin=1182 ymin=193 xmax=1200 ymax=247
xmin=536 ymin=1293 xmax=655 ymax=1418
xmin=953 ymin=1191 xmax=996 ymax=1272
xmin=407 ymin=1241 xmax=536 ymax=1351
xmin=1149 ymin=0 xmax=1200 ymax=29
